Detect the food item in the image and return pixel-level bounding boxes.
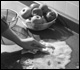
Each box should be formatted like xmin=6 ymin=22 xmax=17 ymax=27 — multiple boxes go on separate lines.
xmin=31 ymin=15 xmax=43 ymax=24
xmin=20 ymin=40 xmax=72 ymax=69
xmin=39 ymin=4 xmax=51 ymax=14
xmin=32 ymin=8 xmax=43 ymax=17
xmin=20 ymin=4 xmax=57 ymax=30
xmin=30 ymin=3 xmax=39 ymax=10
xmin=46 ymin=11 xmax=56 ymax=22
xmin=39 ymin=4 xmax=54 ymax=22
xmin=25 ymin=19 xmax=32 ymax=26
xmin=20 ymin=7 xmax=32 ymax=19
xmin=31 ymin=15 xmax=43 ymax=30
xmin=42 ymin=16 xmax=47 ymax=23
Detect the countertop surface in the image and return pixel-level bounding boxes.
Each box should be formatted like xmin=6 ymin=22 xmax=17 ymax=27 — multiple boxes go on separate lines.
xmin=25 ymin=18 xmax=79 ymax=69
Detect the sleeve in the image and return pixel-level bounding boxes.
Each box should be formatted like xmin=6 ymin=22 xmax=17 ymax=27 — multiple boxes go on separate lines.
xmin=1 ymin=18 xmax=9 ymax=34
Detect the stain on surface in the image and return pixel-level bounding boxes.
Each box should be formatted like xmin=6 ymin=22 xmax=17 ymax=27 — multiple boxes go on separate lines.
xmin=47 ymin=60 xmax=51 ymax=66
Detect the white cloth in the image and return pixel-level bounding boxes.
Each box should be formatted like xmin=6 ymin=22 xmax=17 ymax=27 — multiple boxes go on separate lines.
xmin=20 ymin=40 xmax=72 ymax=69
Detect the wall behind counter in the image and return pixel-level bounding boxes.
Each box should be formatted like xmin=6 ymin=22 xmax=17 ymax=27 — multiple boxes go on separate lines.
xmin=37 ymin=1 xmax=79 ymax=24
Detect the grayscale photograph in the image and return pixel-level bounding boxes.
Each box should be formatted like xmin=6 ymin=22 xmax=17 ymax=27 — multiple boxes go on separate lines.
xmin=1 ymin=1 xmax=79 ymax=69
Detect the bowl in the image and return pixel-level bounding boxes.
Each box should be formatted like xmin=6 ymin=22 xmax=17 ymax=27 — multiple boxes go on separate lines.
xmin=1 ymin=9 xmax=18 ymax=28
xmin=20 ymin=7 xmax=58 ymax=31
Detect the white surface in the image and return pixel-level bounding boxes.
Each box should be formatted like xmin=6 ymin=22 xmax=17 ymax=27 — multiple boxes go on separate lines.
xmin=65 ymin=2 xmax=78 ymax=20
xmin=68 ymin=1 xmax=79 ymax=6
xmin=1 ymin=44 xmax=22 ymax=53
xmin=1 ymin=1 xmax=26 ymax=13
xmin=54 ymin=1 xmax=66 ymax=13
xmin=21 ymin=40 xmax=72 ymax=69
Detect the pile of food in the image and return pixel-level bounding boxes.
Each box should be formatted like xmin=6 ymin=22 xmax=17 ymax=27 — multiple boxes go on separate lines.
xmin=20 ymin=3 xmax=57 ymax=30
xmin=19 ymin=40 xmax=72 ymax=69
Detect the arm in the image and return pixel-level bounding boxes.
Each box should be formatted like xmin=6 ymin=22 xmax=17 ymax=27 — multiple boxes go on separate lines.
xmin=2 ymin=28 xmax=23 ymax=47
xmin=1 ymin=17 xmax=23 ymax=47
xmin=2 ymin=25 xmax=44 ymax=50
xmin=1 ymin=16 xmax=45 ymax=50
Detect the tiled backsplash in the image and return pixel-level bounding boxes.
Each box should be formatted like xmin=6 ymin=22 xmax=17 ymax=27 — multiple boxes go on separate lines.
xmin=38 ymin=1 xmax=79 ymax=23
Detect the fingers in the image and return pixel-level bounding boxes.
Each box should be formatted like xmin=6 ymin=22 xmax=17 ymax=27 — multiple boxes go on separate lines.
xmin=31 ymin=42 xmax=45 ymax=50
xmin=35 ymin=40 xmax=46 ymax=48
xmin=28 ymin=37 xmax=45 ymax=48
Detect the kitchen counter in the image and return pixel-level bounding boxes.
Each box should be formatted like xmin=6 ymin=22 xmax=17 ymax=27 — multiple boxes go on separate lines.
xmin=24 ymin=18 xmax=79 ymax=69
xmin=66 ymin=33 xmax=79 ymax=69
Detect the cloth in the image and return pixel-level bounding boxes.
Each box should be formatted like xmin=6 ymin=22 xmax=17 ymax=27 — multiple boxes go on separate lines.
xmin=20 ymin=40 xmax=72 ymax=69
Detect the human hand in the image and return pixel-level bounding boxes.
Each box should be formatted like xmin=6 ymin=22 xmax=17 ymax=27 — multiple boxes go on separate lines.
xmin=20 ymin=37 xmax=45 ymax=50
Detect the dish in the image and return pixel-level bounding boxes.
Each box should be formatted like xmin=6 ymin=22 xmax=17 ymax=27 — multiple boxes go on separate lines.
xmin=20 ymin=4 xmax=58 ymax=31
